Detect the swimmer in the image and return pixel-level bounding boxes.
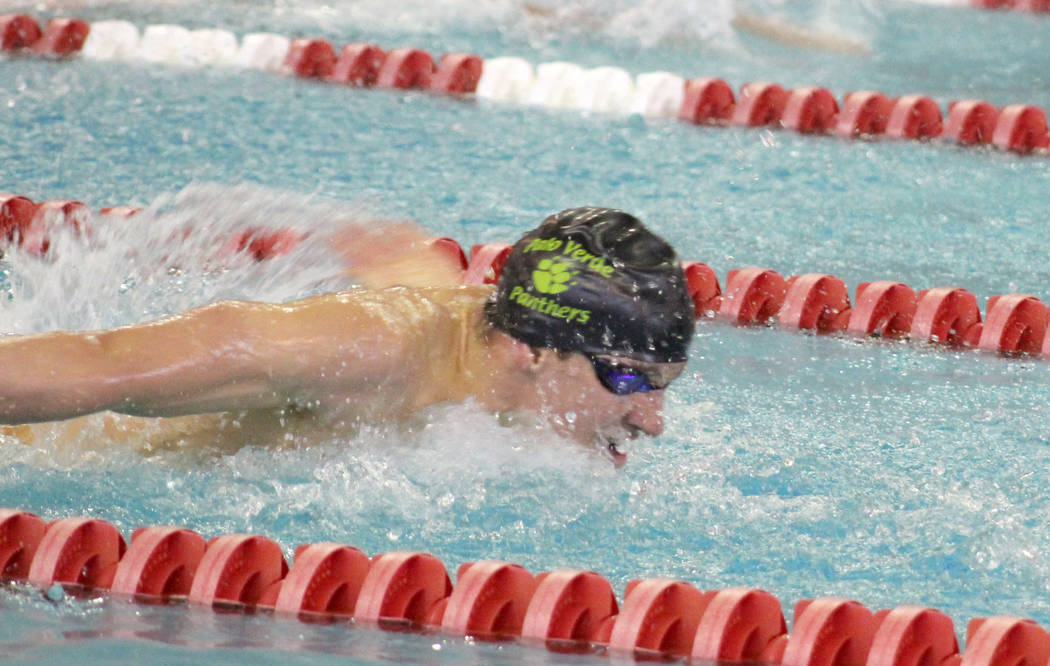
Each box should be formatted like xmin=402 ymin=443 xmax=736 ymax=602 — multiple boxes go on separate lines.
xmin=0 ymin=207 xmax=694 ymax=464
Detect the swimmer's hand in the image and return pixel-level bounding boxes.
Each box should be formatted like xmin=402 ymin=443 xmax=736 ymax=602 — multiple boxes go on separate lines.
xmin=329 ymin=220 xmax=467 ymax=289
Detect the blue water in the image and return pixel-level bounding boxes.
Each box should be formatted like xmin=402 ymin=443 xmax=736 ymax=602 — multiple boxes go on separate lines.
xmin=2 ymin=1 xmax=1050 ymax=663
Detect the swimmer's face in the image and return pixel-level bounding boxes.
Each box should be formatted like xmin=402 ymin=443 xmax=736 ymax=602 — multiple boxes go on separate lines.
xmin=525 ymin=351 xmax=686 ymax=465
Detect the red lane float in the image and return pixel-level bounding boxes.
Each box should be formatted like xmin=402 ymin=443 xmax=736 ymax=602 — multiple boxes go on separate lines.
xmin=835 ymin=91 xmax=895 ymax=138
xmin=868 ymin=606 xmax=958 ymax=666
xmin=0 ymin=193 xmax=38 ymax=244
xmin=19 ymin=199 xmax=88 ymax=255
xmin=991 ymin=104 xmax=1050 ymax=154
xmin=439 ymin=561 xmax=536 ymax=637
xmin=780 ymin=87 xmax=839 ymax=133
xmin=945 ymin=100 xmax=998 ymax=146
xmin=376 ymin=48 xmax=435 ymax=90
xmin=31 ymin=199 xmax=88 ymax=231
xmin=520 ymin=569 xmax=618 ymax=644
xmin=962 ymin=616 xmax=1050 ymax=665
xmin=327 ymin=43 xmax=386 ymax=86
xmin=226 ymin=227 xmax=304 ymax=261
xmin=777 ymin=273 xmax=851 ymax=334
xmin=977 ymin=294 xmax=1047 ymax=354
xmin=690 ymin=587 xmax=787 ymax=663
xmin=886 ymin=95 xmax=943 ymax=140
xmin=187 ymin=534 xmax=287 ymax=607
xmin=110 ymin=526 xmax=207 ymax=598
xmin=0 ymin=14 xmax=42 ymax=50
xmin=284 ymin=39 xmax=338 ymax=79
xmin=463 ymin=242 xmax=512 ymax=285
xmin=430 ymin=237 xmax=469 ymax=270
xmin=911 ymin=287 xmax=983 ymax=346
xmin=682 ymin=261 xmax=723 ymax=318
xmin=430 ymin=53 xmax=483 ymax=94
xmin=352 ymin=551 xmax=452 ymax=625
xmin=847 ymin=281 xmax=917 ymax=338
xmin=731 ymin=82 xmax=788 ymax=128
xmin=606 ymin=579 xmax=706 ymax=657
xmin=677 ymin=77 xmax=735 ymax=125
xmin=719 ymin=267 xmax=788 ymax=325
xmin=782 ymin=597 xmax=875 ymax=666
xmin=273 ymin=543 xmax=371 ymax=617
xmin=974 ymin=0 xmax=1050 ymax=12
xmin=1014 ymin=0 xmax=1050 ymax=10
xmin=27 ymin=517 xmax=127 ymax=591
xmin=31 ymin=18 xmax=90 ymax=57
xmin=0 ymin=509 xmax=47 ymax=580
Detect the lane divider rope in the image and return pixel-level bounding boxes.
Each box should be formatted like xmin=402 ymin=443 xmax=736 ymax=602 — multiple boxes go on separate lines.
xmin=1 ymin=507 xmax=1046 ymax=665
xmin=1 ymin=14 xmax=1048 ymax=155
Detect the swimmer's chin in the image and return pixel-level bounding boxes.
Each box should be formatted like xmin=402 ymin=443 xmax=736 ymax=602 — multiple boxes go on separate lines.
xmin=495 ymin=409 xmax=629 ymax=466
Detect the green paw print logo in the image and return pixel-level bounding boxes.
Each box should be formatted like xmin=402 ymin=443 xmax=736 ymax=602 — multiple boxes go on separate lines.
xmin=532 ymin=259 xmax=577 ymax=294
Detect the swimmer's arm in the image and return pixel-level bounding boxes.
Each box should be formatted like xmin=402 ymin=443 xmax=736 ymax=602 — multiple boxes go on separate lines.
xmin=730 ymin=11 xmax=870 ymax=55
xmin=329 ymin=220 xmax=467 ymax=289
xmin=0 ymin=293 xmax=433 ymax=423
xmin=0 ymin=302 xmax=284 ymax=422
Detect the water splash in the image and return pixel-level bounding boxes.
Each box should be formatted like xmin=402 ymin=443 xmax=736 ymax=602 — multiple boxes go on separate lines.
xmin=0 ymin=183 xmax=372 ymax=334
xmin=31 ymin=0 xmax=882 ymax=53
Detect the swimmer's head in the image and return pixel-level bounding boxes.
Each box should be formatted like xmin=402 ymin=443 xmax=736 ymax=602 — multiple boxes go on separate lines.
xmin=484 ymin=207 xmax=694 ymax=464
xmin=485 ymin=207 xmax=695 ymax=364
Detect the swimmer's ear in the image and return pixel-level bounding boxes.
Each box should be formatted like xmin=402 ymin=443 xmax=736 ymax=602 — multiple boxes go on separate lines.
xmin=526 ymin=347 xmax=565 ymax=374
xmin=509 ymin=341 xmax=550 ymax=373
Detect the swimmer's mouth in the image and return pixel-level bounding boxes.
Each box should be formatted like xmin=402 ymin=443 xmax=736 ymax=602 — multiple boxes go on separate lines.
xmin=599 ymin=423 xmax=646 ymax=467
xmin=599 ymin=435 xmax=629 ymax=467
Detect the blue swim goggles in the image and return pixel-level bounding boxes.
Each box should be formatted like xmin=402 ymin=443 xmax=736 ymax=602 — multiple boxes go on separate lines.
xmin=587 ymin=355 xmax=669 ymax=396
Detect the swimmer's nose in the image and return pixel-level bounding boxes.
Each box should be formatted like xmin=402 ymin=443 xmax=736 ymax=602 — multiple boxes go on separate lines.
xmin=625 ymin=390 xmax=665 ymax=436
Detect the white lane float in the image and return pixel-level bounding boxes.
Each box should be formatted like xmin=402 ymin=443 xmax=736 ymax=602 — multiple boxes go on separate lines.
xmin=80 ymin=20 xmax=139 ymax=60
xmin=188 ymin=29 xmax=239 ymax=67
xmin=234 ymin=32 xmax=292 ymax=72
xmin=475 ymin=56 xmax=534 ymax=103
xmin=528 ymin=61 xmax=585 ymax=109
xmin=138 ymin=24 xmax=194 ymax=66
xmin=575 ymin=66 xmax=635 ymax=114
xmin=631 ymin=71 xmax=685 ymax=118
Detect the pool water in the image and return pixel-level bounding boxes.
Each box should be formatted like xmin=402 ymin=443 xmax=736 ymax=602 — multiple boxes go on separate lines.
xmin=1 ymin=1 xmax=1050 ymax=663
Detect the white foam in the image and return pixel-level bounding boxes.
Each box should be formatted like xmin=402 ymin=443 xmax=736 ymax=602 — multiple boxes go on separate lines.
xmin=0 ymin=184 xmax=357 ymax=335
xmin=80 ymin=20 xmax=140 ymax=61
xmin=474 ymin=56 xmax=534 ymax=104
xmin=576 ymin=66 xmax=635 ymax=115
xmin=528 ymin=61 xmax=585 ymax=109
xmin=188 ymin=29 xmax=240 ymax=67
xmin=234 ymin=33 xmax=291 ymax=72
xmin=137 ymin=24 xmax=195 ymax=67
xmin=632 ymin=71 xmax=685 ymax=118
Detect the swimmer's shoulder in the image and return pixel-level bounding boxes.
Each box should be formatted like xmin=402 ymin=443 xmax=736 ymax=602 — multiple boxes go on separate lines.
xmin=287 ymin=284 xmax=494 ymax=335
xmin=307 ymin=284 xmax=494 ymax=311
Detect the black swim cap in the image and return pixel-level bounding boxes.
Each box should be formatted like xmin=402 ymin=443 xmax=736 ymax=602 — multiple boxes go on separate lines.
xmin=484 ymin=207 xmax=695 ymax=364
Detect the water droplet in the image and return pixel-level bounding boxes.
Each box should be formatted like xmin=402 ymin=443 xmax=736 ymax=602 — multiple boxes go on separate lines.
xmin=46 ymin=584 xmax=65 ymax=602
